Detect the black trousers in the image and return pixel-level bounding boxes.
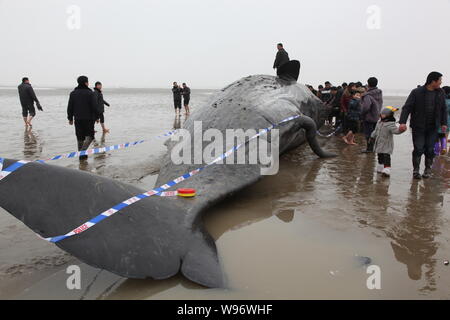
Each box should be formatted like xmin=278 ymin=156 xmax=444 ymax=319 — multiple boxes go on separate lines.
xmin=21 ymin=104 xmax=36 ymax=117
xmin=412 ymin=128 xmax=438 ymax=159
xmin=75 ymin=119 xmax=95 ymax=142
xmin=363 ymin=121 xmax=377 ymax=140
xmin=378 ymin=153 xmax=391 ymax=167
xmin=174 ymin=99 xmax=182 ymax=109
xmin=328 ymin=107 xmax=340 ymax=123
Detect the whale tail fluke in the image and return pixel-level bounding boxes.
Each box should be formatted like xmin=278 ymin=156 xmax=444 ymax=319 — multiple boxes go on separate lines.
xmin=181 ymin=227 xmax=225 ymax=288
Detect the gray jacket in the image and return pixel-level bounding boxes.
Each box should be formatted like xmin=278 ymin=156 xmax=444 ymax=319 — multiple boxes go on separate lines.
xmin=361 ymin=87 xmax=383 ymax=123
xmin=371 ymin=119 xmax=402 ymax=154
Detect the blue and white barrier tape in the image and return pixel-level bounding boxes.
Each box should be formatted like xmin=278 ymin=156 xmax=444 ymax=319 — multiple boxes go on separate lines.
xmin=0 ymin=129 xmax=178 ymax=182
xmin=316 ymin=124 xmax=342 ymax=138
xmin=34 ymin=114 xmax=300 ymax=243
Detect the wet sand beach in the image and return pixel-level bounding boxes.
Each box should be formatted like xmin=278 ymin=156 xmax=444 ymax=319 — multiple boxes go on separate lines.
xmin=0 ymin=90 xmax=449 ymax=299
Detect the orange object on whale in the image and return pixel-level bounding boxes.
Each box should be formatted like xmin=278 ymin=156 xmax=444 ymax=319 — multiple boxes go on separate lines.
xmin=177 ymin=188 xmax=196 ymax=198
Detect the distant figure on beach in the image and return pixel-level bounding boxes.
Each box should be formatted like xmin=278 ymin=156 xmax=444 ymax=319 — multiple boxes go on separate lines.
xmin=172 ymin=82 xmax=182 ymax=116
xmin=371 ymin=106 xmax=404 ymax=177
xmin=18 ymin=77 xmax=43 ymax=128
xmin=182 ymin=83 xmax=191 ymax=115
xmin=399 ymin=72 xmax=448 ymax=179
xmin=93 ymin=81 xmax=110 ymax=133
xmin=360 ymin=77 xmax=383 ymax=153
xmin=273 ymin=43 xmax=290 ymax=71
xmin=67 ymin=76 xmax=100 ymax=161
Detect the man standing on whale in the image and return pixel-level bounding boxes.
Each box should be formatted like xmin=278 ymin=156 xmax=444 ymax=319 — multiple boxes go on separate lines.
xmin=67 ymin=75 xmax=100 ymax=161
xmin=273 ymin=43 xmax=290 ymax=71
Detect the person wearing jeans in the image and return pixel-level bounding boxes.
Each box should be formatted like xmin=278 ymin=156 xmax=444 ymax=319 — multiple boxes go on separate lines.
xmin=399 ymin=72 xmax=448 ymax=179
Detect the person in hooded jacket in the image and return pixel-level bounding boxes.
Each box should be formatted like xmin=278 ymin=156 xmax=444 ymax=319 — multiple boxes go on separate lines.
xmin=361 ymin=77 xmax=383 ymax=152
xmin=67 ymin=75 xmax=100 ymax=161
xmin=371 ymin=106 xmax=404 ymax=177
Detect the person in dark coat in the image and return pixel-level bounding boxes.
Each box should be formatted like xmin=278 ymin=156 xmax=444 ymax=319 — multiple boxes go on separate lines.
xmin=326 ymin=87 xmax=342 ymax=126
xmin=93 ymin=81 xmax=111 ymax=133
xmin=18 ymin=77 xmax=43 ymax=128
xmin=172 ymin=82 xmax=182 ymax=116
xmin=360 ymin=77 xmax=383 ymax=153
xmin=67 ymin=75 xmax=100 ymax=161
xmin=399 ymin=72 xmax=448 ymax=179
xmin=182 ymin=82 xmax=191 ymax=115
xmin=273 ymin=43 xmax=290 ymax=70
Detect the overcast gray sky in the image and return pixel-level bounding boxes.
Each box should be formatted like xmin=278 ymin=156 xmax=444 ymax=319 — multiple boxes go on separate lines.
xmin=0 ymin=0 xmax=449 ymax=90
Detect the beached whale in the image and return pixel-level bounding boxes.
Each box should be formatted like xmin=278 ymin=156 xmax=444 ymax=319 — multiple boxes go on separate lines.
xmin=0 ymin=62 xmax=335 ymax=288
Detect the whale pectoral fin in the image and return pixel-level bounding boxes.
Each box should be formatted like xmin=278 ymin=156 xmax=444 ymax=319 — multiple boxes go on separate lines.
xmin=181 ymin=228 xmax=225 ymax=288
xmin=298 ymin=115 xmax=337 ymax=158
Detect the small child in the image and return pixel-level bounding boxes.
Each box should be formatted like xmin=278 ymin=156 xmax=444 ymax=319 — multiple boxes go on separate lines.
xmin=343 ymin=91 xmax=361 ymax=145
xmin=371 ymin=106 xmax=404 ymax=177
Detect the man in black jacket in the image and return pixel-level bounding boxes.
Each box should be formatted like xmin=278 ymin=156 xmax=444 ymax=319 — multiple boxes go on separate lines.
xmin=93 ymin=81 xmax=111 ymax=133
xmin=399 ymin=72 xmax=448 ymax=179
xmin=18 ymin=77 xmax=43 ymax=128
xmin=67 ymin=75 xmax=100 ymax=161
xmin=182 ymin=82 xmax=191 ymax=115
xmin=273 ymin=43 xmax=290 ymax=71
xmin=172 ymin=82 xmax=182 ymax=116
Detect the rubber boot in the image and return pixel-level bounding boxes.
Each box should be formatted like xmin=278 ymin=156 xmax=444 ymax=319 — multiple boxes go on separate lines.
xmin=441 ymin=137 xmax=447 ymax=155
xmin=434 ymin=141 xmax=441 ymax=156
xmin=79 ymin=136 xmax=93 ymax=161
xmin=422 ymin=157 xmax=433 ymax=179
xmin=413 ymin=156 xmax=422 ymax=179
xmin=362 ymin=138 xmax=374 ymax=153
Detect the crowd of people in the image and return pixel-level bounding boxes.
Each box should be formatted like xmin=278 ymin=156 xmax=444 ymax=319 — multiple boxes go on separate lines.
xmin=17 ymin=77 xmax=194 ymax=162
xmin=15 ymin=44 xmax=450 ymax=180
xmin=18 ymin=76 xmax=111 ymax=161
xmin=307 ymin=72 xmax=450 ymax=179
